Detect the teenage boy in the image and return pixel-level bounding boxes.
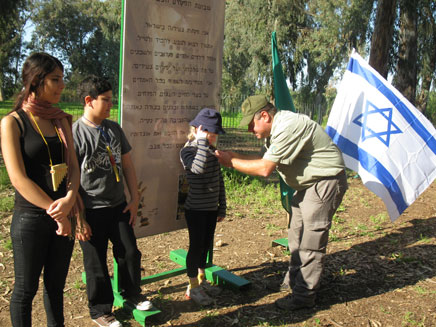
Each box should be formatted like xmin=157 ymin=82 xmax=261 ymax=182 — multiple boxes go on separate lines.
xmin=73 ymin=75 xmax=152 ymax=327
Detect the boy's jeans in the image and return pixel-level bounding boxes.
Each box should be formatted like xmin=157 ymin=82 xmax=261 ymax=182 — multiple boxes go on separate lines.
xmin=80 ymin=203 xmax=141 ymax=319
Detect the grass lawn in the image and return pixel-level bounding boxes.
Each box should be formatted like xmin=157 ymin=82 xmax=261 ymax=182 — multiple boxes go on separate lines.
xmin=0 ymin=101 xmax=242 ymax=128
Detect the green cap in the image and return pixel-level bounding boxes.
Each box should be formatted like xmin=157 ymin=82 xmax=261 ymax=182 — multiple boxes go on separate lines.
xmin=239 ymin=95 xmax=269 ymax=127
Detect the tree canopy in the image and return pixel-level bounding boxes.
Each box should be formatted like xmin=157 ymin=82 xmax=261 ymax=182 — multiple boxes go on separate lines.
xmin=28 ymin=0 xmax=121 ymax=100
xmin=0 ymin=0 xmax=28 ymax=101
xmin=1 ymin=0 xmax=436 ymax=118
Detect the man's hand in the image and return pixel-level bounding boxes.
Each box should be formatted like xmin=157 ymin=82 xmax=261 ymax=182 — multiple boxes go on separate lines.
xmin=215 ymin=150 xmax=277 ymax=177
xmin=215 ymin=150 xmax=234 ymax=167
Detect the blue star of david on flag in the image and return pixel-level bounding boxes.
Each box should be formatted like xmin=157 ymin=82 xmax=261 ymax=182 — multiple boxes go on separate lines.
xmin=352 ymin=100 xmax=402 ymax=147
xmin=326 ymin=51 xmax=436 ymax=222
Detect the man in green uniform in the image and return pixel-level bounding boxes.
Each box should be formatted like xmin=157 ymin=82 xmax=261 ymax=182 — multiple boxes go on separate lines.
xmin=215 ymin=95 xmax=348 ymax=310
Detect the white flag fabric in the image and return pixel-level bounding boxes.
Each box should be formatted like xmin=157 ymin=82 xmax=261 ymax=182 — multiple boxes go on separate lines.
xmin=326 ymin=52 xmax=436 ymax=222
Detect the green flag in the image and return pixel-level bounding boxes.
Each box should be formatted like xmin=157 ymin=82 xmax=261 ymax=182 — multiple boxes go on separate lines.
xmin=272 ymin=31 xmax=295 ymax=214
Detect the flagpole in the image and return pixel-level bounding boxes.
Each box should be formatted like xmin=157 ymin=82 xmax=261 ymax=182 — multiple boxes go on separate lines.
xmin=271 ymin=31 xmax=295 ymax=215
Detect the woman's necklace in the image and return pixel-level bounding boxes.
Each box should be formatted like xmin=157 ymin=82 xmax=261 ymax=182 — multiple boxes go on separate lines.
xmin=29 ymin=111 xmax=68 ymax=191
xmin=82 ymin=116 xmax=120 ymax=182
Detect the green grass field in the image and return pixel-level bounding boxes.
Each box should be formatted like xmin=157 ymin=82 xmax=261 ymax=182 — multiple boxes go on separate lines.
xmin=0 ymin=100 xmax=119 ymax=122
xmin=0 ymin=101 xmax=242 ymax=128
xmin=221 ymin=111 xmax=242 ymax=129
xmin=0 ymin=100 xmax=13 ymax=118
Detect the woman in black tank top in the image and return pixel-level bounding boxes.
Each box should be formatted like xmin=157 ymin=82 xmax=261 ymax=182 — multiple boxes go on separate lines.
xmin=0 ymin=53 xmax=83 ymax=327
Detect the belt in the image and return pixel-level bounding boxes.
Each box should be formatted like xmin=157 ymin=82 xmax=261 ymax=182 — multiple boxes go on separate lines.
xmin=322 ymin=169 xmax=346 ymax=180
xmin=336 ymin=169 xmax=346 ymax=177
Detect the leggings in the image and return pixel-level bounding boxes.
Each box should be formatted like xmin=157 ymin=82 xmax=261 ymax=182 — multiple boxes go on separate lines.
xmin=185 ymin=209 xmax=217 ymax=278
xmin=10 ymin=210 xmax=74 ymax=327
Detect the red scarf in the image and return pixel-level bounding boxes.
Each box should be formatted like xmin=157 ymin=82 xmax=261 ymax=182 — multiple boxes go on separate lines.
xmin=22 ymin=96 xmax=85 ymax=237
xmin=22 ymin=96 xmax=72 ymax=149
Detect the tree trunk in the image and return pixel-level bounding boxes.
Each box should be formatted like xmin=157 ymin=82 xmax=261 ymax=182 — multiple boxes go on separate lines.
xmin=415 ymin=2 xmax=436 ymax=114
xmin=0 ymin=73 xmax=4 ymax=102
xmin=369 ymin=0 xmax=397 ymax=78
xmin=415 ymin=49 xmax=436 ymax=114
xmin=393 ymin=0 xmax=418 ymax=106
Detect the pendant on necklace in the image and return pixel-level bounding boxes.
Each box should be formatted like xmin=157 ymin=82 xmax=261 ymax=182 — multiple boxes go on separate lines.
xmin=50 ymin=163 xmax=68 ymax=191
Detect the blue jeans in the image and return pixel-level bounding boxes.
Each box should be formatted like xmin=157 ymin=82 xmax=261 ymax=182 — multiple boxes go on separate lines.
xmin=79 ymin=203 xmax=141 ymax=319
xmin=10 ymin=210 xmax=74 ymax=327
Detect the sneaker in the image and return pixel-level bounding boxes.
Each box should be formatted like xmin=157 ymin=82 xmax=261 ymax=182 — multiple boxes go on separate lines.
xmin=200 ymin=279 xmax=222 ymax=296
xmin=185 ymin=285 xmax=213 ymax=306
xmin=126 ymin=296 xmax=153 ymax=311
xmin=275 ymin=295 xmax=315 ymax=311
xmin=92 ymin=314 xmax=122 ymax=327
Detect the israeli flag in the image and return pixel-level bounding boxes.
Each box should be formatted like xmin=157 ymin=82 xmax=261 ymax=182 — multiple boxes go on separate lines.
xmin=326 ymin=51 xmax=436 ymax=222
